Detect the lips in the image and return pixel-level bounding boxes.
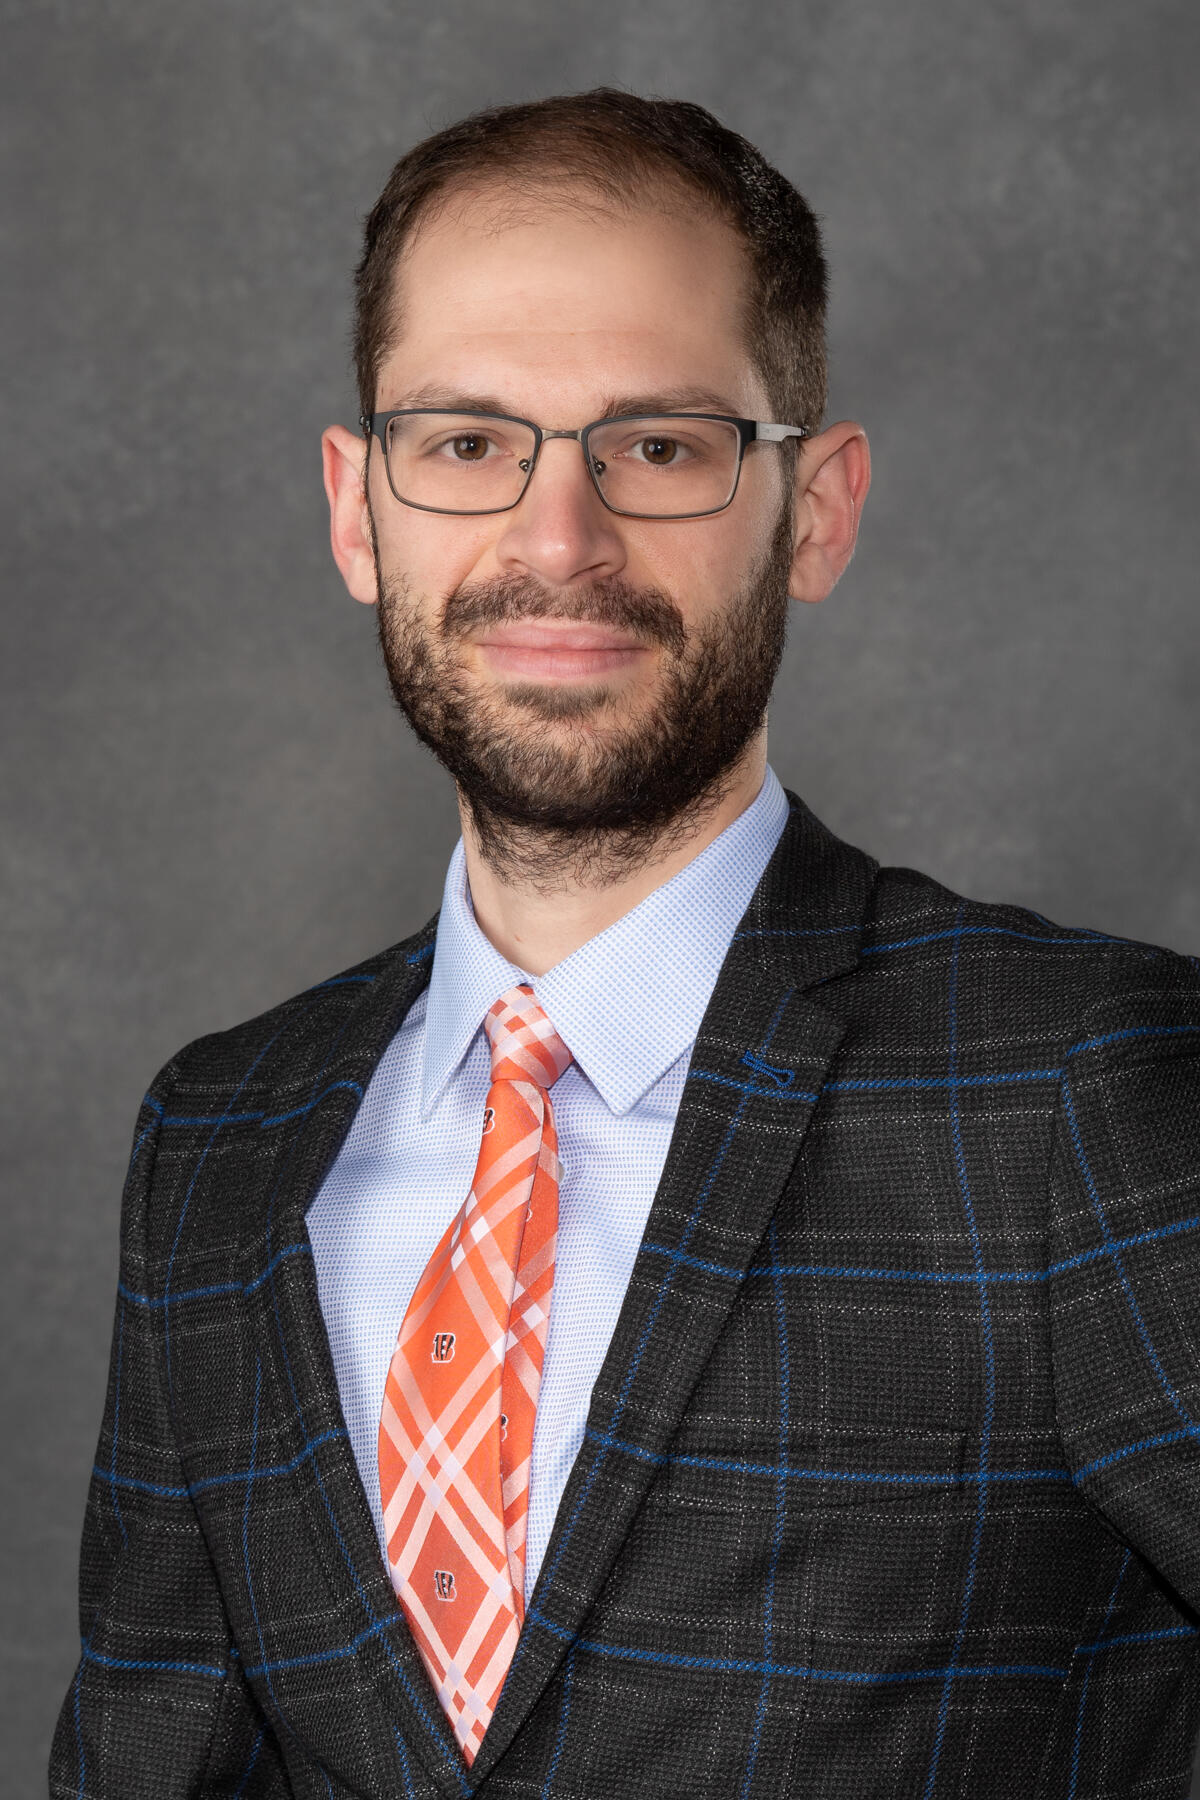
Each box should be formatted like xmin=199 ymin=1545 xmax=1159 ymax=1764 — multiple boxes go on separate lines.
xmin=471 ymin=618 xmax=649 ymax=680
xmin=475 ymin=621 xmax=646 ymax=653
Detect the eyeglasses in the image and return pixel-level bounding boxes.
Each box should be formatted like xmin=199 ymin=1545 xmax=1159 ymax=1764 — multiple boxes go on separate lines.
xmin=362 ymin=409 xmax=812 ymax=520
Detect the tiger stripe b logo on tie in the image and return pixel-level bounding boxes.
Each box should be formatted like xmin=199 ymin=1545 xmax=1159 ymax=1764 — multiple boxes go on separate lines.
xmin=378 ymin=984 xmax=571 ymax=1764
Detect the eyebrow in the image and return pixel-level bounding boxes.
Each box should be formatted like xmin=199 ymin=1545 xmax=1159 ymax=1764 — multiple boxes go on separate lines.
xmin=386 ymin=384 xmax=747 ymax=421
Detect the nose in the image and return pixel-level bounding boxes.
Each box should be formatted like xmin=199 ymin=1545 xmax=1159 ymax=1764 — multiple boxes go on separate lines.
xmin=492 ymin=436 xmax=629 ymax=588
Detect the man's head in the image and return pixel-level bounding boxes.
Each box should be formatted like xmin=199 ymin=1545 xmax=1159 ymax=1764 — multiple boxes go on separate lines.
xmin=352 ymin=90 xmax=830 ymax=447
xmin=323 ymin=90 xmax=869 ymax=881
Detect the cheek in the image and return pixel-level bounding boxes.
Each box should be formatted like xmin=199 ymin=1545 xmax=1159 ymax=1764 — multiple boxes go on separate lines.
xmin=640 ymin=523 xmax=765 ymax=625
xmin=373 ymin=503 xmax=502 ymax=597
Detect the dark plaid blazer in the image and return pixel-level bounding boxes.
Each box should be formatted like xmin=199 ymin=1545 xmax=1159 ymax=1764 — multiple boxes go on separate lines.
xmin=53 ymin=793 xmax=1200 ymax=1799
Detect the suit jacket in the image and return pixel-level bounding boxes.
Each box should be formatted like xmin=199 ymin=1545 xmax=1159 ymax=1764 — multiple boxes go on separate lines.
xmin=52 ymin=793 xmax=1200 ymax=1799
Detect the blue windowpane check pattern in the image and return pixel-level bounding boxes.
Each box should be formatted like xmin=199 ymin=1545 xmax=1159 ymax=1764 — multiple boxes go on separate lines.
xmin=305 ymin=766 xmax=789 ymax=1597
xmin=52 ymin=785 xmax=1200 ymax=1798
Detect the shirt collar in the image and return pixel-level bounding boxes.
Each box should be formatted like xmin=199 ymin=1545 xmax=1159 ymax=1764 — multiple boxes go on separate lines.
xmin=420 ymin=765 xmax=790 ymax=1119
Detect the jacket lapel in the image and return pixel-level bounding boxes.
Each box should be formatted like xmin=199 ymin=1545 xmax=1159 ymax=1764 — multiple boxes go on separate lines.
xmin=230 ymin=925 xmax=475 ymax=1800
xmin=470 ymin=794 xmax=878 ymax=1784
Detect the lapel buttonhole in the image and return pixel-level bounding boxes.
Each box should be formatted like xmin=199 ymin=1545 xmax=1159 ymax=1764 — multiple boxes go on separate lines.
xmin=740 ymin=1049 xmax=796 ymax=1089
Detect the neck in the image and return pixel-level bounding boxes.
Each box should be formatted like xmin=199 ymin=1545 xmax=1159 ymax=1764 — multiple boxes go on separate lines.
xmin=459 ymin=737 xmax=768 ymax=976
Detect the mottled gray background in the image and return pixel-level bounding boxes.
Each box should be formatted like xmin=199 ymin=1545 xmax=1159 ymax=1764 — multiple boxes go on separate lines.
xmin=4 ymin=0 xmax=1198 ymax=1790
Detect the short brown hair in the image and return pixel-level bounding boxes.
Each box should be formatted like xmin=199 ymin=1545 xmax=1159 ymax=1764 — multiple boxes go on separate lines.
xmin=353 ymin=89 xmax=828 ymax=434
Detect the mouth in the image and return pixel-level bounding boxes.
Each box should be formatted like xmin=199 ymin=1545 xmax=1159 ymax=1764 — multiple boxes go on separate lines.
xmin=469 ymin=619 xmax=652 ymax=682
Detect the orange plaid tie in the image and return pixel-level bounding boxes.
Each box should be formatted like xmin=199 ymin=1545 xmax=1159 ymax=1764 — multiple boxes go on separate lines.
xmin=378 ymin=984 xmax=572 ymax=1764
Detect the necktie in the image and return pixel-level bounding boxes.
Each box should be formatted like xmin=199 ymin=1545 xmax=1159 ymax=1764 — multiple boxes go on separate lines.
xmin=378 ymin=983 xmax=572 ymax=1764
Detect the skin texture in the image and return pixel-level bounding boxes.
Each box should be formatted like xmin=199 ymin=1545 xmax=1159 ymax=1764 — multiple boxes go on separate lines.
xmin=324 ymin=185 xmax=870 ymax=973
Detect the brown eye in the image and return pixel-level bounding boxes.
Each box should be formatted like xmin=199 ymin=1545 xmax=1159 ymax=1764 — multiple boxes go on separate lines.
xmin=452 ymin=434 xmax=489 ymax=461
xmin=639 ymin=436 xmax=678 ymax=465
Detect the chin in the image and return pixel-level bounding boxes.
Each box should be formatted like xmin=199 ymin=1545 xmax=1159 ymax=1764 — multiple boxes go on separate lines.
xmin=489 ymin=676 xmax=649 ymax=729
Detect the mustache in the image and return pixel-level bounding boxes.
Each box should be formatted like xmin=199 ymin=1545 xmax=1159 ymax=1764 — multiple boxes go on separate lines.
xmin=442 ymin=575 xmax=686 ymax=656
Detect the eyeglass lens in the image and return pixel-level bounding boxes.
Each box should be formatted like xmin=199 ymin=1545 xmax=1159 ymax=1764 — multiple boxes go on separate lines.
xmin=382 ymin=413 xmax=742 ymax=517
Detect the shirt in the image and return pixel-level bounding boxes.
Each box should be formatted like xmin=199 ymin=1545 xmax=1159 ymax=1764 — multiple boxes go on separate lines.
xmin=306 ymin=764 xmax=789 ymax=1599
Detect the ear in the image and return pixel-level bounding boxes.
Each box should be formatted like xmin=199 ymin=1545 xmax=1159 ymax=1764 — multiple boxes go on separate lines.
xmin=322 ymin=424 xmax=378 ymax=606
xmin=788 ymin=421 xmax=871 ymax=604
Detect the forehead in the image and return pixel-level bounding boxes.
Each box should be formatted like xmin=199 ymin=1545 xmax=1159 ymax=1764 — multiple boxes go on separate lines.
xmin=376 ymin=185 xmax=765 ymax=416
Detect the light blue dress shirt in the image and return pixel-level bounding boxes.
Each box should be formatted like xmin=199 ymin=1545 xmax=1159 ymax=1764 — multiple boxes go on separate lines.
xmin=307 ymin=765 xmax=789 ymax=1600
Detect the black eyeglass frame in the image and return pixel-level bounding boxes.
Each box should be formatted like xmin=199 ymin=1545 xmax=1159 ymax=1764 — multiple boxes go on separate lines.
xmin=361 ymin=408 xmax=813 ymax=520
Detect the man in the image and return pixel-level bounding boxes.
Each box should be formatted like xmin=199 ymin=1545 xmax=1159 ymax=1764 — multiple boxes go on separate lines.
xmin=53 ymin=90 xmax=1199 ymax=1799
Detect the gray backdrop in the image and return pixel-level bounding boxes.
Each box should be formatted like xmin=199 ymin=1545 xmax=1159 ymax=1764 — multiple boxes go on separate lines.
xmin=4 ymin=1 xmax=1198 ymax=1790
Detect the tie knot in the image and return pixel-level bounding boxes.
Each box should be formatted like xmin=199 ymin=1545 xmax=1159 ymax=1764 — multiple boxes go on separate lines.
xmin=484 ymin=983 xmax=572 ymax=1089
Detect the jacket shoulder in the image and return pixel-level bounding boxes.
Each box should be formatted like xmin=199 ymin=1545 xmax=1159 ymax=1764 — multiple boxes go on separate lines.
xmin=863 ymin=859 xmax=1200 ymax=1014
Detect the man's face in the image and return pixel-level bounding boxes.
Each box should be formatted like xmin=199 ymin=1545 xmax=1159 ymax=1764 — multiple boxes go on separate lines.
xmin=358 ymin=185 xmax=796 ymax=847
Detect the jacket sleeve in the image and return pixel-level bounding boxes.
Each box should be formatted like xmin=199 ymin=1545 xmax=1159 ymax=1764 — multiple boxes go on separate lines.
xmin=49 ymin=1061 xmax=290 ymax=1798
xmin=1047 ymin=956 xmax=1200 ymax=1613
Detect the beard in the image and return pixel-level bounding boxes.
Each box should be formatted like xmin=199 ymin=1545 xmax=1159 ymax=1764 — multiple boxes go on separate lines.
xmin=374 ymin=505 xmax=793 ymax=888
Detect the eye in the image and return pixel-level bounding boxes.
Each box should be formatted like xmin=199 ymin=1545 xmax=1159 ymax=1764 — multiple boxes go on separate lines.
xmin=635 ymin=435 xmax=681 ymax=465
xmin=448 ymin=433 xmax=491 ymax=462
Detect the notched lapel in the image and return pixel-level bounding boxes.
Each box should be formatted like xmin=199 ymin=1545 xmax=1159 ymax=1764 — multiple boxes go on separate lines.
xmin=209 ymin=928 xmax=474 ymax=1800
xmin=470 ymin=796 xmax=878 ymax=1785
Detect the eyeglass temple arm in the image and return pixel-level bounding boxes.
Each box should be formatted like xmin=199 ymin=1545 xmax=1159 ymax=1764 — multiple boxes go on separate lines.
xmin=754 ymin=422 xmax=812 ymax=443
